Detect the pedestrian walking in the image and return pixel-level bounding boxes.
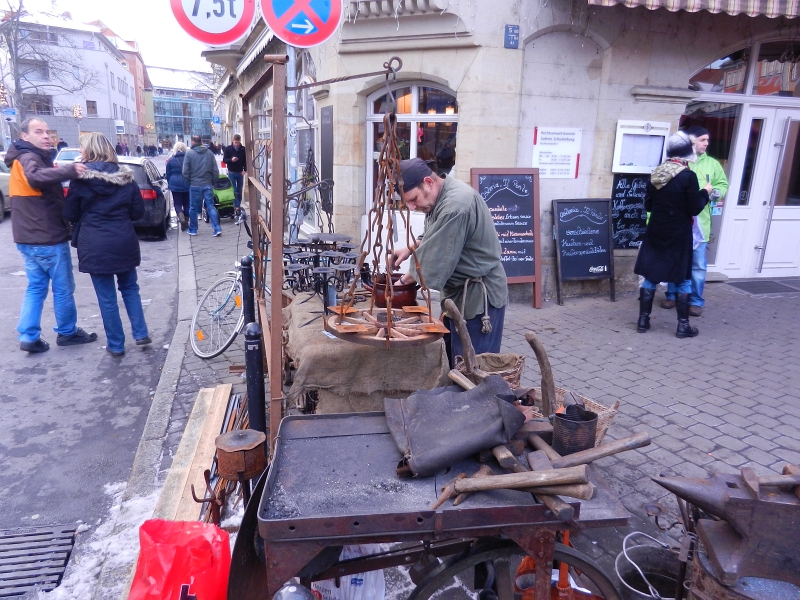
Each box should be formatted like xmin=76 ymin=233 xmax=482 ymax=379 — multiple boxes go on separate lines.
xmin=115 ymin=142 xmax=123 ymax=155
xmin=6 ymin=117 xmax=97 ymax=353
xmin=63 ymin=133 xmax=151 ymax=357
xmin=660 ymin=126 xmax=729 ymax=316
xmin=222 ymin=134 xmax=246 ymax=212
xmin=634 ymin=131 xmax=711 ymax=338
xmin=135 ymin=144 xmax=142 ymax=157
xmin=182 ymin=134 xmax=222 ymax=237
xmin=57 ymin=138 xmax=68 ymax=150
xmin=166 ymin=142 xmax=190 ymax=231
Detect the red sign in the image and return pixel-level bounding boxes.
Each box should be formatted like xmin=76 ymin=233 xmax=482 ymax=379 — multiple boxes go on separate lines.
xmin=261 ymin=0 xmax=343 ymax=48
xmin=171 ymin=0 xmax=256 ymax=45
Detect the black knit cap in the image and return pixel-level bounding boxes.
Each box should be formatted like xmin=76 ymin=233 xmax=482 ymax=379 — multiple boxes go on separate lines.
xmin=685 ymin=125 xmax=710 ymax=139
xmin=400 ymin=158 xmax=433 ymax=192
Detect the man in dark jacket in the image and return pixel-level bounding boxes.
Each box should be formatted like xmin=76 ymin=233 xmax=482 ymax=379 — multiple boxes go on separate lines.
xmin=222 ymin=134 xmax=247 ymax=212
xmin=7 ymin=118 xmax=97 ymax=353
xmin=182 ymin=135 xmax=221 ymax=236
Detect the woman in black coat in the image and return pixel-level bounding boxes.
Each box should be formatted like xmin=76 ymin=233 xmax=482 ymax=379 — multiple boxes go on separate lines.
xmin=64 ymin=133 xmax=151 ymax=357
xmin=634 ymin=131 xmax=710 ymax=338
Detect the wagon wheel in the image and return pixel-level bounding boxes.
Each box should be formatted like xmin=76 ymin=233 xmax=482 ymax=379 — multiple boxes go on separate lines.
xmin=409 ymin=539 xmax=620 ymax=600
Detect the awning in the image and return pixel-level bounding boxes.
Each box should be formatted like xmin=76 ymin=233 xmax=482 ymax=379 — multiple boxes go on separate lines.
xmin=587 ymin=0 xmax=799 ymax=18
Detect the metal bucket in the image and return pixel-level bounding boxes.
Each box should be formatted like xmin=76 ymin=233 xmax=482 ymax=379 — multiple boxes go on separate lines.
xmin=553 ymin=405 xmax=597 ymax=455
xmin=615 ymin=533 xmax=680 ymax=600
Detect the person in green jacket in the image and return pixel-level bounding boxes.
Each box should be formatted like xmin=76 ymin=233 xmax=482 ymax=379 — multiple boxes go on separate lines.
xmin=660 ymin=126 xmax=728 ymax=316
xmin=393 ymin=158 xmax=508 ymax=367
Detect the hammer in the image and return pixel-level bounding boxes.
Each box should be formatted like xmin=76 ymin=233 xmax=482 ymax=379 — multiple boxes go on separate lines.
xmin=529 ymin=431 xmax=652 ymax=469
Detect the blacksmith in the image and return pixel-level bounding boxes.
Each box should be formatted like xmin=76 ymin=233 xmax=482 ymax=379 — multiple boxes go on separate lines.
xmin=393 ymin=158 xmax=507 ymax=365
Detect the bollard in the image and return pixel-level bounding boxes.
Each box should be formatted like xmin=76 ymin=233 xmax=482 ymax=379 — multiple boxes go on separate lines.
xmin=240 ymin=255 xmax=256 ymax=325
xmin=244 ymin=322 xmax=267 ymax=437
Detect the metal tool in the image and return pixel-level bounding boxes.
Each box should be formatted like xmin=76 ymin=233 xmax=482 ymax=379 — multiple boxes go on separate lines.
xmin=653 ymin=465 xmax=800 ymax=587
xmin=215 ymin=428 xmax=267 ymax=506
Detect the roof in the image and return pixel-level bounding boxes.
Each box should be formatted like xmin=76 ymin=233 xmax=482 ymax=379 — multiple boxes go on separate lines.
xmin=146 ymin=66 xmax=212 ymax=92
xmin=17 ymin=11 xmax=100 ymax=33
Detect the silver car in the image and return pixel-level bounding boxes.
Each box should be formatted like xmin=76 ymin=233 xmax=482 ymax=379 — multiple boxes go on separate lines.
xmin=0 ymin=159 xmax=10 ymax=223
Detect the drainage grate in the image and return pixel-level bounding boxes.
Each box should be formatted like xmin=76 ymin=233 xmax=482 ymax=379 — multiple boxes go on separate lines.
xmin=727 ymin=280 xmax=800 ymax=294
xmin=0 ymin=525 xmax=77 ymax=597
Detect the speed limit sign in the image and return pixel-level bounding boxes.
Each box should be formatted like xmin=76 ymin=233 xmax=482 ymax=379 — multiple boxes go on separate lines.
xmin=171 ymin=0 xmax=256 ymax=45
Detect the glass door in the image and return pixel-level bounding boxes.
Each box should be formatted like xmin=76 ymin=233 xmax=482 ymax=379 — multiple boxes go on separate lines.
xmin=716 ymin=106 xmax=800 ymax=278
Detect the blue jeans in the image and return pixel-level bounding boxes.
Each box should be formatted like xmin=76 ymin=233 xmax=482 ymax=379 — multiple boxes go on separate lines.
xmin=228 ymin=172 xmax=243 ymax=208
xmin=643 ymin=278 xmax=691 ymax=294
xmin=17 ymin=242 xmax=78 ymax=343
xmin=90 ymin=270 xmax=149 ymax=353
xmin=443 ymin=304 xmax=506 ymax=369
xmin=665 ymin=242 xmax=707 ymax=306
xmin=188 ymin=186 xmax=221 ymax=234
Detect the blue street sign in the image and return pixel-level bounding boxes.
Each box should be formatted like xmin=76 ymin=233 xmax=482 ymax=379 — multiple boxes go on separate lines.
xmin=212 ymin=115 xmax=221 ymax=125
xmin=261 ymin=0 xmax=343 ymax=48
xmin=3 ymin=108 xmax=16 ymax=117
xmin=504 ymin=25 xmax=520 ymax=50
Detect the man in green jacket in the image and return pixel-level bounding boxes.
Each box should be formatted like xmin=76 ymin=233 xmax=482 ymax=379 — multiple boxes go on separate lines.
xmin=661 ymin=126 xmax=728 ymax=316
xmin=393 ymin=158 xmax=508 ymax=366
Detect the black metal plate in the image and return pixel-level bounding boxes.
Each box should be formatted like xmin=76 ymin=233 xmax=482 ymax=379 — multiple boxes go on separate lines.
xmin=0 ymin=525 xmax=76 ymax=597
xmin=727 ymin=280 xmax=800 ymax=294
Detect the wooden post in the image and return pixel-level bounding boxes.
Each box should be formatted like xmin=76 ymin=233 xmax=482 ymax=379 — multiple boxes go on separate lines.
xmin=268 ymin=56 xmax=287 ymax=457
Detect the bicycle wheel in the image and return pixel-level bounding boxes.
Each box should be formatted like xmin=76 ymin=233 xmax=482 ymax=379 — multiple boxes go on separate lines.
xmin=409 ymin=540 xmax=620 ymax=600
xmin=191 ymin=276 xmax=244 ymax=359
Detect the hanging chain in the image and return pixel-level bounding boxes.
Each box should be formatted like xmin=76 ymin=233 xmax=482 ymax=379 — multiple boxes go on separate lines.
xmin=337 ymin=69 xmax=434 ymax=344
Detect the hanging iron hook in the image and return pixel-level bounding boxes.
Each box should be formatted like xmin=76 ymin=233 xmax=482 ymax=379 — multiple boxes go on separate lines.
xmin=383 ymin=57 xmax=403 ymax=116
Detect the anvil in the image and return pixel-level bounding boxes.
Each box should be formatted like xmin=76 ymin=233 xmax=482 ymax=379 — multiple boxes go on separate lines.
xmin=653 ymin=470 xmax=800 ymax=587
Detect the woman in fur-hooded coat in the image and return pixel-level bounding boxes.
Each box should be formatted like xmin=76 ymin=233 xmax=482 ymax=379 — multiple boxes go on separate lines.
xmin=63 ymin=133 xmax=150 ymax=356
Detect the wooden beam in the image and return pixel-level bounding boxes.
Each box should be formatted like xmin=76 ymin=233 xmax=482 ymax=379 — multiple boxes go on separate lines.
xmin=248 ymin=175 xmax=272 ymax=205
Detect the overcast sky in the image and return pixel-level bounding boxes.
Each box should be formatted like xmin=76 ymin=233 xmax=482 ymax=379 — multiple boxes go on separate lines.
xmin=24 ymin=0 xmax=212 ymax=72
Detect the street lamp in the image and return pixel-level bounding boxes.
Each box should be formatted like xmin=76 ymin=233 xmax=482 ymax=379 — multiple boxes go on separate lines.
xmin=72 ymin=105 xmax=83 ymax=143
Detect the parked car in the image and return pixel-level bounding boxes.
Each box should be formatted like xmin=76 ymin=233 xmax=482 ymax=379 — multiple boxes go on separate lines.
xmin=118 ymin=157 xmax=171 ymax=239
xmin=54 ymin=147 xmax=81 ymax=168
xmin=0 ymin=160 xmax=9 ymax=223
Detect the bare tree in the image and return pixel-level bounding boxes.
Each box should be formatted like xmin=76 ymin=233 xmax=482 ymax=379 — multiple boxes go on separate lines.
xmin=0 ymin=0 xmax=102 ymax=132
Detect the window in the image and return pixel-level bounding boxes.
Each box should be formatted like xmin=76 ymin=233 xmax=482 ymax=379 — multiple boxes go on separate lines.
xmin=18 ymin=60 xmax=48 ymax=81
xmin=754 ymin=42 xmax=799 ymax=96
xmin=20 ymin=29 xmax=58 ymax=44
xmin=367 ymin=82 xmax=459 ymax=207
xmin=689 ymin=49 xmax=748 ymax=94
xmin=113 ymin=103 xmax=118 ymax=119
xmin=110 ymin=73 xmax=115 ymax=89
xmin=23 ymin=94 xmax=53 ymax=116
xmin=86 ymin=100 xmax=97 ymax=116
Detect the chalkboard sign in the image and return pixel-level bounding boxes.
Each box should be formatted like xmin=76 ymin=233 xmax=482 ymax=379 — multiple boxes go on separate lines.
xmin=552 ymin=198 xmax=615 ymax=305
xmin=471 ymin=168 xmax=542 ymax=308
xmin=611 ymin=173 xmax=649 ymax=249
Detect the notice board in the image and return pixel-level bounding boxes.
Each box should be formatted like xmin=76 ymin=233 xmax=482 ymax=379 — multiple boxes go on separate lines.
xmin=611 ymin=173 xmax=649 ymax=249
xmin=471 ymin=168 xmax=542 ymax=308
xmin=552 ymin=198 xmax=615 ymax=305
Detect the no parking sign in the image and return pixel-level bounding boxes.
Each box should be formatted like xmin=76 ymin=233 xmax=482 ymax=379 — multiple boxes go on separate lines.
xmin=261 ymin=0 xmax=343 ymax=48
xmin=171 ymin=0 xmax=257 ymax=45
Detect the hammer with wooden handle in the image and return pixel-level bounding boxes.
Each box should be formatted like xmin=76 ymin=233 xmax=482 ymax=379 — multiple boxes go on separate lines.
xmin=452 ymin=465 xmax=494 ymax=506
xmin=492 ymin=445 xmax=575 ymax=521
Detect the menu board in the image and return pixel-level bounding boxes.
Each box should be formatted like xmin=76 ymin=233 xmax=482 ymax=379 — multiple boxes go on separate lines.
xmin=611 ymin=173 xmax=649 ymax=249
xmin=471 ymin=168 xmax=542 ymax=307
xmin=552 ymin=198 xmax=615 ymax=304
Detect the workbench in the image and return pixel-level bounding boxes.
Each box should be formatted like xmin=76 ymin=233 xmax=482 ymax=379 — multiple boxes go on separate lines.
xmin=282 ymin=294 xmax=449 ymax=413
xmin=252 ymin=412 xmax=630 ymax=599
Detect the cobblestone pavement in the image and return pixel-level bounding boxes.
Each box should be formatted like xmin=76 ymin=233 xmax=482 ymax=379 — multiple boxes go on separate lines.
xmin=502 ymin=280 xmax=800 ymax=571
xmin=176 ymin=223 xmax=800 ymax=581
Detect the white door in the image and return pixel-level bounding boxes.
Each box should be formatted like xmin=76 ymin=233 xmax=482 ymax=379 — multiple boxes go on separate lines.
xmin=717 ymin=107 xmax=800 ymax=278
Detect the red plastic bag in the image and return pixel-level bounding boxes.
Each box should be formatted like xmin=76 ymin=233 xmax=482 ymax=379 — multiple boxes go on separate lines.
xmin=128 ymin=519 xmax=230 ymax=600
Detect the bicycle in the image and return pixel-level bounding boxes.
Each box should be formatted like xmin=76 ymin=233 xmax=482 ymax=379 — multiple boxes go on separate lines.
xmin=190 ymin=209 xmax=267 ymax=359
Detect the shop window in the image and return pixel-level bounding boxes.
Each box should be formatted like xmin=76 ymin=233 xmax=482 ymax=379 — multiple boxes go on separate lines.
xmin=753 ymin=42 xmax=800 ymax=96
xmin=690 ymin=49 xmax=748 ymax=94
xmin=366 ymin=82 xmax=459 ymax=208
xmin=680 ymin=102 xmax=741 ymax=172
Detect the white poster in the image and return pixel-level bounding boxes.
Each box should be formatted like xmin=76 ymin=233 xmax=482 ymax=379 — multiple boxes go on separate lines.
xmin=533 ymin=127 xmax=582 ymax=179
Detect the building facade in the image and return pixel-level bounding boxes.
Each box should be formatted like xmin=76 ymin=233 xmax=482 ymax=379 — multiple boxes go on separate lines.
xmin=0 ymin=12 xmax=137 ymax=149
xmin=147 ymin=67 xmax=214 ymax=149
xmin=207 ymin=0 xmax=800 ymax=299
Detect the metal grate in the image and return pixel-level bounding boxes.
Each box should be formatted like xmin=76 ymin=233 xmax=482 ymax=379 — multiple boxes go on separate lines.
xmin=727 ymin=280 xmax=800 ymax=294
xmin=0 ymin=526 xmax=77 ymax=597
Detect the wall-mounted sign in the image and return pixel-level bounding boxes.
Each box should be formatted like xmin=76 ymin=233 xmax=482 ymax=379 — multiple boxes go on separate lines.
xmin=171 ymin=0 xmax=256 ymax=45
xmin=115 ymin=119 xmax=125 ymax=134
xmin=261 ymin=0 xmax=343 ymax=48
xmin=612 ymin=120 xmax=670 ymax=174
xmin=532 ymin=127 xmax=581 ymax=179
xmin=504 ymin=25 xmax=519 ymax=49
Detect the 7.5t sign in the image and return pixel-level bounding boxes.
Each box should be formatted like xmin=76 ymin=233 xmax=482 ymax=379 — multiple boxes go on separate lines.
xmin=171 ymin=0 xmax=256 ymax=45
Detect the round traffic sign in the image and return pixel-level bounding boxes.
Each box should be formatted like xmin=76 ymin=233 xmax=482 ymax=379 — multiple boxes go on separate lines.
xmin=171 ymin=0 xmax=257 ymax=45
xmin=260 ymin=0 xmax=343 ymax=49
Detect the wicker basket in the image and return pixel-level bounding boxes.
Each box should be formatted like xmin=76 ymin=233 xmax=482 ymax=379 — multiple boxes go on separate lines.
xmin=530 ymin=386 xmax=619 ymax=446
xmin=454 ymin=353 xmax=525 ymax=388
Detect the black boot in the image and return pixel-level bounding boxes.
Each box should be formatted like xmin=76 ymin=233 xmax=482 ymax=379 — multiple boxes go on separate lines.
xmin=676 ymin=293 xmax=699 ymax=338
xmin=637 ymin=288 xmax=655 ymax=333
